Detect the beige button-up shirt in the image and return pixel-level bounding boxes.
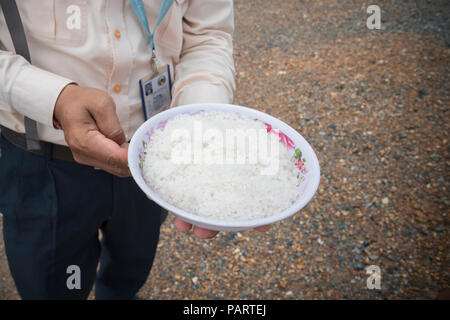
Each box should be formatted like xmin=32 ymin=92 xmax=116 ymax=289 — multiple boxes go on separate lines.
xmin=0 ymin=0 xmax=235 ymax=146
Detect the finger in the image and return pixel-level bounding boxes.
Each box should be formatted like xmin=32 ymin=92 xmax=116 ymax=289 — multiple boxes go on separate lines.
xmin=89 ymin=96 xmax=127 ymax=145
xmin=173 ymin=217 xmax=192 ymax=233
xmin=255 ymin=224 xmax=271 ymax=232
xmin=80 ymin=130 xmax=130 ymax=177
xmin=193 ymin=226 xmax=218 ymax=239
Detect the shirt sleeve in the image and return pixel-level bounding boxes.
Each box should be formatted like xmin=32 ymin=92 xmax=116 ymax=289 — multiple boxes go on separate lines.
xmin=171 ymin=0 xmax=236 ymax=107
xmin=0 ymin=50 xmax=74 ymax=127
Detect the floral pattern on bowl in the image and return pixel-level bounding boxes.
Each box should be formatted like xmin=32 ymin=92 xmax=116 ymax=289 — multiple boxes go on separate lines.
xmin=263 ymin=122 xmax=307 ymax=176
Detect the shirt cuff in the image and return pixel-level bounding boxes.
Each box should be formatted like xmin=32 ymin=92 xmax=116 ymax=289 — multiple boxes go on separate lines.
xmin=171 ymin=82 xmax=233 ymax=107
xmin=10 ymin=64 xmax=74 ymax=127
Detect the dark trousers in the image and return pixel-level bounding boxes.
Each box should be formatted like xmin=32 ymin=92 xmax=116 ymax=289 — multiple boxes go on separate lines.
xmin=0 ymin=133 xmax=166 ymax=299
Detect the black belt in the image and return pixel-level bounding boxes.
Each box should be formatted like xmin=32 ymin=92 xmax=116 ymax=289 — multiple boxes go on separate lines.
xmin=0 ymin=125 xmax=74 ymax=162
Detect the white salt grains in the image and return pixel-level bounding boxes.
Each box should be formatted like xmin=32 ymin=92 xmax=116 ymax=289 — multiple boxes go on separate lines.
xmin=142 ymin=111 xmax=300 ymax=221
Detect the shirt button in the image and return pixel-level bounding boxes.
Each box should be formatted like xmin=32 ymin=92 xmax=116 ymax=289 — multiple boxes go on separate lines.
xmin=114 ymin=29 xmax=121 ymax=39
xmin=113 ymin=84 xmax=122 ymax=93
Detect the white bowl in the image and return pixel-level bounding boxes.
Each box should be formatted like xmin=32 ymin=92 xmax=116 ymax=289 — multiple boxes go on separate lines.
xmin=128 ymin=103 xmax=320 ymax=231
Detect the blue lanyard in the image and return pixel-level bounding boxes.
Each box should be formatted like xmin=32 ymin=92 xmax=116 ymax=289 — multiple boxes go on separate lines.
xmin=130 ymin=0 xmax=174 ymax=51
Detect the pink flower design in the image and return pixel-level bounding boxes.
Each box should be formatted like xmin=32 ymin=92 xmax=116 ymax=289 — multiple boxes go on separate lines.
xmin=190 ymin=110 xmax=205 ymax=116
xmin=263 ymin=122 xmax=295 ymax=150
xmin=280 ymin=132 xmax=296 ymax=150
xmin=145 ymin=129 xmax=154 ymax=141
xmin=278 ymin=131 xmax=295 ymax=150
xmin=157 ymin=119 xmax=168 ymax=130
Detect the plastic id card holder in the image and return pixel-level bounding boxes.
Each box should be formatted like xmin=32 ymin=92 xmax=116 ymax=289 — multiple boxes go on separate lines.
xmin=139 ymin=64 xmax=172 ymax=120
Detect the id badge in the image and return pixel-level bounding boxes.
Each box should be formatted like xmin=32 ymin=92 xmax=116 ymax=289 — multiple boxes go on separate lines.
xmin=139 ymin=64 xmax=172 ymax=120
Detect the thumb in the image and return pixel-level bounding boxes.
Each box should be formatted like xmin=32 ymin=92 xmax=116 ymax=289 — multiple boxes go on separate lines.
xmin=90 ymin=97 xmax=127 ymax=145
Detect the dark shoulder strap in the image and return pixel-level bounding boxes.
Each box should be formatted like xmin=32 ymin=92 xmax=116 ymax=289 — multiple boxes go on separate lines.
xmin=1 ymin=0 xmax=40 ymax=150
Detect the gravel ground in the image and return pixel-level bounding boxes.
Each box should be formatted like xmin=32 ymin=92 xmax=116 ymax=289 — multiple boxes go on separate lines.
xmin=0 ymin=0 xmax=449 ymax=299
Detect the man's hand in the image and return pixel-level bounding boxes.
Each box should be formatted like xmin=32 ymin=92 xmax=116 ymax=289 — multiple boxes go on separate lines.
xmin=173 ymin=216 xmax=271 ymax=239
xmin=54 ymin=84 xmax=130 ymax=177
